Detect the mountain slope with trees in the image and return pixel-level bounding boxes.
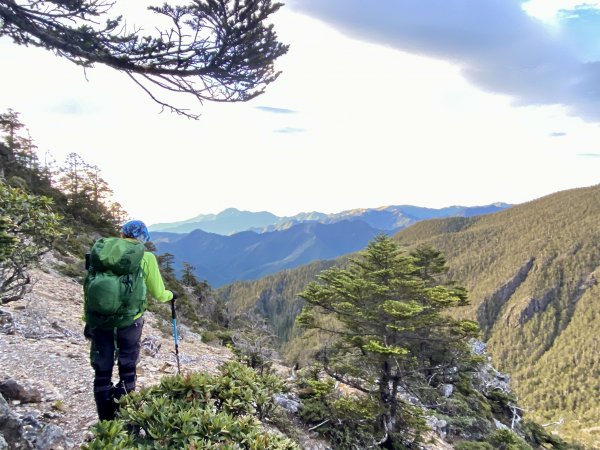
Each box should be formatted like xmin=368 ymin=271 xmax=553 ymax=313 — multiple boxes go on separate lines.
xmin=394 ymin=184 xmax=600 ymax=447
xmin=217 ymin=184 xmax=600 ymax=448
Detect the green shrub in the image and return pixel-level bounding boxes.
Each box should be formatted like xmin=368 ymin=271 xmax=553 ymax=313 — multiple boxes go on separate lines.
xmin=55 ymin=260 xmax=86 ymax=281
xmin=486 ymin=389 xmax=518 ymax=416
xmin=201 ymin=330 xmax=219 ymax=344
xmin=454 ymin=441 xmax=495 ymax=450
xmin=216 ymin=330 xmax=235 ymax=346
xmin=520 ymin=420 xmax=577 ymax=450
xmin=489 ymin=429 xmax=533 ymax=450
xmin=84 ymin=361 xmax=298 ymax=449
xmin=296 ymin=377 xmax=378 ymax=448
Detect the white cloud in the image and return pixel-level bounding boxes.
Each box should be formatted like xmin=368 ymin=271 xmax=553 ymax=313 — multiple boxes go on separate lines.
xmin=1 ymin=5 xmax=600 ymax=225
xmin=523 ymin=0 xmax=600 ymax=22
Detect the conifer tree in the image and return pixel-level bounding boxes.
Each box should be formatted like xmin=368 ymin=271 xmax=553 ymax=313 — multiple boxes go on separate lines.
xmin=181 ymin=262 xmax=199 ymax=287
xmin=0 ymin=109 xmax=42 ymax=183
xmin=157 ymin=252 xmax=176 ymax=276
xmin=83 ymin=164 xmax=113 ymax=211
xmin=0 ymin=109 xmax=24 ymax=151
xmin=107 ymin=201 xmax=128 ymax=227
xmin=297 ymin=235 xmax=479 ymax=447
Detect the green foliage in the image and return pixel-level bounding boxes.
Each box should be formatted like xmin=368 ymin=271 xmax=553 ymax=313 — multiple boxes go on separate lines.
xmin=0 ymin=181 xmax=68 ymax=303
xmin=454 ymin=442 xmax=495 ymax=450
xmin=486 ymin=389 xmax=518 ymax=417
xmin=1 ymin=111 xmax=124 ymax=255
xmin=393 ymin=184 xmax=600 ymax=447
xmin=0 ymin=215 xmax=17 ymax=263
xmin=296 ymin=235 xmax=478 ymax=448
xmin=296 ymin=374 xmax=381 ymax=449
xmin=489 ymin=429 xmax=533 ymax=450
xmin=54 ymin=258 xmax=87 ymax=282
xmin=84 ymin=361 xmax=298 ymax=449
xmin=216 ymin=259 xmax=336 ymax=348
xmin=520 ymin=421 xmax=580 ymax=450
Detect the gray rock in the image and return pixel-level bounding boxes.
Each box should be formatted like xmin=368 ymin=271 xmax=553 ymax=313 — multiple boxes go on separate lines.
xmin=21 ymin=412 xmax=44 ymax=444
xmin=438 ymin=383 xmax=454 ymax=398
xmin=0 ymin=434 xmax=7 ymax=450
xmin=0 ymin=380 xmax=42 ymax=404
xmin=470 ymin=339 xmax=487 ymax=355
xmin=0 ymin=394 xmax=32 ymax=449
xmin=274 ymin=394 xmax=301 ymax=414
xmin=494 ymin=419 xmax=509 ymax=430
xmin=36 ymin=424 xmax=67 ymax=450
xmin=426 ymin=416 xmax=448 ymax=439
xmin=0 ymin=310 xmax=15 ymax=335
xmin=142 ymin=335 xmax=161 ymax=357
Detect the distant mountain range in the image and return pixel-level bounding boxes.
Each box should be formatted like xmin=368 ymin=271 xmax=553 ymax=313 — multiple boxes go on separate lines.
xmin=150 ymin=203 xmax=511 ymax=287
xmin=151 ymin=203 xmax=511 ymax=287
xmin=150 ymin=208 xmax=280 ymax=235
xmin=153 ymin=220 xmax=383 ymax=287
xmin=149 ymin=203 xmax=511 ymax=235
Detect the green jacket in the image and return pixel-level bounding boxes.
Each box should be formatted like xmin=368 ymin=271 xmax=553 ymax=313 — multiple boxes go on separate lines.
xmin=138 ymin=250 xmax=174 ymax=313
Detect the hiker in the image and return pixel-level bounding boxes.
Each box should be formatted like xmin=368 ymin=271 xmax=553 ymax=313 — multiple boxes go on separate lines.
xmin=83 ymin=220 xmax=178 ymax=421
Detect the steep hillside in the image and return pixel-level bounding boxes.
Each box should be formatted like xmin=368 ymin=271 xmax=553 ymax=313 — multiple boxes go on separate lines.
xmin=218 ymin=184 xmax=600 ymax=448
xmin=218 ymin=259 xmax=336 ymax=341
xmin=394 ymin=184 xmax=600 ymax=447
xmin=154 ymin=220 xmax=379 ymax=287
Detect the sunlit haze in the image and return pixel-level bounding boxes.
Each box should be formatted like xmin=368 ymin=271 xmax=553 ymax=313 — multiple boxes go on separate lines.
xmin=2 ymin=1 xmax=600 ymax=225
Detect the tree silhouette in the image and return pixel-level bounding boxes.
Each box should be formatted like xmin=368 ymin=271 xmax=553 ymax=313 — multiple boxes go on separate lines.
xmin=0 ymin=0 xmax=289 ymax=118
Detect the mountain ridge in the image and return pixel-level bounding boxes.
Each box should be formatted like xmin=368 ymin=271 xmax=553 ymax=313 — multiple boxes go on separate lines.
xmin=149 ymin=203 xmax=511 ymax=235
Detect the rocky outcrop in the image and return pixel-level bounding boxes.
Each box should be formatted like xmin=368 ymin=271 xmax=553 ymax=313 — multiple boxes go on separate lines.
xmin=0 ymin=381 xmax=42 ymax=405
xmin=511 ymin=288 xmax=557 ymax=326
xmin=476 ymin=257 xmax=535 ymax=337
xmin=0 ymin=393 xmax=67 ymax=450
xmin=507 ymin=268 xmax=599 ymax=326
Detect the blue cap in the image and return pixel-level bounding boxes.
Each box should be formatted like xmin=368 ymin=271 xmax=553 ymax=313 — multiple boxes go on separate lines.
xmin=121 ymin=220 xmax=150 ymax=242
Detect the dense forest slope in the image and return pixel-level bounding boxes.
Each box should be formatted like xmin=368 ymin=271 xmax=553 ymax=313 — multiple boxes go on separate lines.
xmin=395 ymin=184 xmax=600 ymax=446
xmin=218 ymin=184 xmax=600 ymax=448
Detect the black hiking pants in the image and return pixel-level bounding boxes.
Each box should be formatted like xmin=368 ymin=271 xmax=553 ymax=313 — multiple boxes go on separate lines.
xmin=89 ymin=317 xmax=144 ymax=421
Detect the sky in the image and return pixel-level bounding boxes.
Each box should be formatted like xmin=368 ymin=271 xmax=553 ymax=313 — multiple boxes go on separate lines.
xmin=2 ymin=0 xmax=600 ymax=225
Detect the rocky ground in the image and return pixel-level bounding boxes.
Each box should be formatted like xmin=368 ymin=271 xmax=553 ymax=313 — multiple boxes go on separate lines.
xmin=0 ymin=265 xmax=239 ymax=449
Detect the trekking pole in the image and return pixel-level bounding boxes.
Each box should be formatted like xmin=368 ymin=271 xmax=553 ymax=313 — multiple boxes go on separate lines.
xmin=170 ymin=299 xmax=181 ymax=374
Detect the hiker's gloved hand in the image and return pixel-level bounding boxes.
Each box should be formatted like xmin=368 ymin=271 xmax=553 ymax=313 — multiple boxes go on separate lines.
xmin=83 ymin=324 xmax=93 ymax=340
xmin=170 ymin=290 xmax=179 ymax=301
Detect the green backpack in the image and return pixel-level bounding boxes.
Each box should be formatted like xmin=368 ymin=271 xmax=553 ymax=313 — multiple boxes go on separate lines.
xmin=84 ymin=237 xmax=147 ymax=329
